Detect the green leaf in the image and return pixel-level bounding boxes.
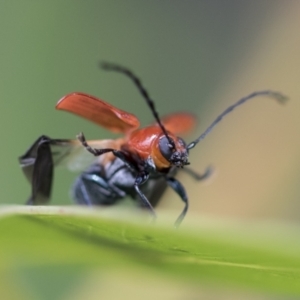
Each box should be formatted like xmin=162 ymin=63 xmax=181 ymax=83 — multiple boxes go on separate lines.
xmin=0 ymin=206 xmax=299 ymax=300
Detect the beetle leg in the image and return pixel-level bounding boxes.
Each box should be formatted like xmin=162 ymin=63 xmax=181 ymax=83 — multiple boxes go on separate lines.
xmin=182 ymin=165 xmax=213 ymax=181
xmin=77 ymin=132 xmax=136 ymax=172
xmin=166 ymin=177 xmax=188 ymax=228
xmin=134 ymin=173 xmax=156 ymax=219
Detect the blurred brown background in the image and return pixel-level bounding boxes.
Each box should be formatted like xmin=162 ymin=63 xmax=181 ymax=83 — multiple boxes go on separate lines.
xmin=1 ymin=1 xmax=299 ymax=222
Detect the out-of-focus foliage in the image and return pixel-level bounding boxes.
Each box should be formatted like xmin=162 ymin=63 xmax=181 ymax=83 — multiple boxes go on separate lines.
xmin=1 ymin=206 xmax=300 ymax=300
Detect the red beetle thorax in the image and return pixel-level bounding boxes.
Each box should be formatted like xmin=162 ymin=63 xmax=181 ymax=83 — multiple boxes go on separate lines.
xmin=125 ymin=126 xmax=172 ymax=170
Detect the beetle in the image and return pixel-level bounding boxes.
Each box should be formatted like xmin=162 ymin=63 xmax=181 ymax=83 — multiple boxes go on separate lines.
xmin=19 ymin=62 xmax=287 ymax=227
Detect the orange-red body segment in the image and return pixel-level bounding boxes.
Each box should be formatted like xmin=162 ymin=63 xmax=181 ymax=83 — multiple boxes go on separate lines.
xmin=123 ymin=125 xmax=188 ymax=171
xmin=56 ymin=93 xmax=140 ymax=133
xmin=161 ymin=112 xmax=197 ymax=135
xmin=56 ymin=92 xmax=196 ymax=171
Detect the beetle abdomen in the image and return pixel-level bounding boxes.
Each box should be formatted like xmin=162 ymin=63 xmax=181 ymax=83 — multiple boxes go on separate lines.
xmin=72 ymin=157 xmax=170 ymax=207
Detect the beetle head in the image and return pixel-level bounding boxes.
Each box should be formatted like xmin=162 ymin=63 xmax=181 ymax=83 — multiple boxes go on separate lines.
xmin=158 ymin=135 xmax=189 ymax=168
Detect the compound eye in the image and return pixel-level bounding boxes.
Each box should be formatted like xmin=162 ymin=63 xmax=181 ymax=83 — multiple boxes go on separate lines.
xmin=159 ymin=136 xmax=174 ymax=161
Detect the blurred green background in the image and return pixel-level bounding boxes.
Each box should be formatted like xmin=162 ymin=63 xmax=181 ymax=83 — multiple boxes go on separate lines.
xmin=2 ymin=2 xmax=300 ymax=300
xmin=1 ymin=1 xmax=300 ymax=220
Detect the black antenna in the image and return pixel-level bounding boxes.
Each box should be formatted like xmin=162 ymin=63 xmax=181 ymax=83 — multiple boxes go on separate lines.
xmin=100 ymin=62 xmax=176 ymax=150
xmin=188 ymin=90 xmax=288 ymax=150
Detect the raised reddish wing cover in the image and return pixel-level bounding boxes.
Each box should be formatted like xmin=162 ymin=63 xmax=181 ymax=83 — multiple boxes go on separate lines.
xmin=161 ymin=112 xmax=197 ymax=136
xmin=56 ymin=92 xmax=140 ymax=133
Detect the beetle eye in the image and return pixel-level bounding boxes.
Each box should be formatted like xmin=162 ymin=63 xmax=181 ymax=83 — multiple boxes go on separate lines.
xmin=159 ymin=136 xmax=174 ymax=161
